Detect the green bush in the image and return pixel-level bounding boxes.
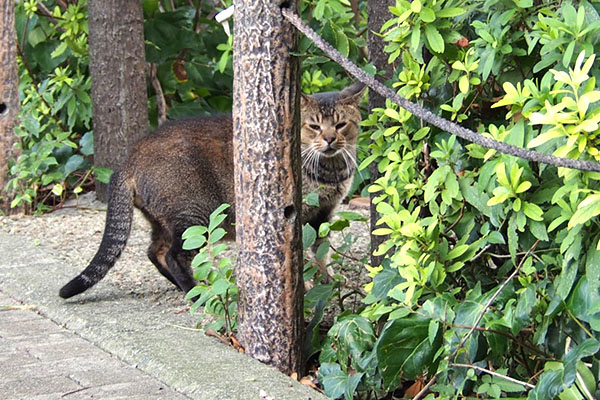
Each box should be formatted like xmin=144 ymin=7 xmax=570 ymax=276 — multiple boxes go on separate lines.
xmin=8 ymin=0 xmax=234 ymax=212
xmin=9 ymin=0 xmax=95 ymax=212
xmin=315 ymin=1 xmax=600 ymax=399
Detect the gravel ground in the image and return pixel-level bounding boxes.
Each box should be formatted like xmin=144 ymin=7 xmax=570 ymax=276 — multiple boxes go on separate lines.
xmin=0 ymin=192 xmax=371 ymax=321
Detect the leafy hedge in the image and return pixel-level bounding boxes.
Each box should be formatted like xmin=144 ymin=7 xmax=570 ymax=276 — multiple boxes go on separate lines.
xmin=8 ymin=0 xmax=236 ymax=212
xmin=316 ymin=1 xmax=600 ymax=399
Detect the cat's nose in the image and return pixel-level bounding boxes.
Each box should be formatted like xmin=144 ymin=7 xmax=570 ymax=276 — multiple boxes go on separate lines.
xmin=323 ymin=135 xmax=335 ymax=145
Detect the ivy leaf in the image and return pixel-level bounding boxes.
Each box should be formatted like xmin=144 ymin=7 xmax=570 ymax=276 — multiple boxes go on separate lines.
xmin=64 ymin=154 xmax=84 ymax=176
xmin=376 ymin=317 xmax=441 ymax=389
xmin=93 ymin=167 xmax=113 ymax=184
xmin=527 ymin=366 xmax=564 ymax=400
xmin=319 ymin=363 xmax=364 ymax=400
xmin=79 ymin=131 xmax=94 ymax=156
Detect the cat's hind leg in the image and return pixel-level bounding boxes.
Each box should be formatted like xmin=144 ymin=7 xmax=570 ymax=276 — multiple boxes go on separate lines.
xmin=147 ymin=223 xmax=180 ymax=287
xmin=164 ymin=225 xmax=197 ymax=294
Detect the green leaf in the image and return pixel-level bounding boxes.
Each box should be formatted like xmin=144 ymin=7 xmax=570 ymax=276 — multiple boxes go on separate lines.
xmin=304 ymin=191 xmax=320 ymax=207
xmin=424 ymin=24 xmax=444 ymax=53
xmin=428 ymin=320 xmax=439 ymax=345
xmin=182 ymin=233 xmax=207 ymax=250
xmin=436 ymin=8 xmax=465 ymax=18
xmin=319 ymin=363 xmax=363 ymax=400
xmin=522 ymin=202 xmax=544 ymax=221
xmin=335 ymin=29 xmax=350 ymax=58
xmin=79 ymin=131 xmax=94 ymax=156
xmin=420 ymin=7 xmax=435 ymax=23
xmin=569 ymin=194 xmax=600 ymax=228
xmin=208 ymin=227 xmax=227 ymax=244
xmin=567 ymin=276 xmax=600 ymax=323
xmin=303 ymin=224 xmax=317 ymax=249
xmin=316 ymin=240 xmax=330 ymax=261
xmin=64 ymin=154 xmax=84 ymax=176
xmin=313 ymin=0 xmax=326 ymax=20
xmin=376 ymin=317 xmax=441 ymax=389
xmin=211 ymin=278 xmax=232 ymax=296
xmin=182 ymin=225 xmax=208 ymax=239
xmin=93 ymin=167 xmax=113 ymax=184
xmin=447 ymin=244 xmax=469 ymax=260
xmin=410 ymin=0 xmax=421 ymax=13
xmin=527 ymin=367 xmax=564 ymax=400
xmin=512 ymin=286 xmax=536 ymax=335
xmin=507 ymin=213 xmax=518 ymax=262
xmin=528 ymin=220 xmax=548 ymax=241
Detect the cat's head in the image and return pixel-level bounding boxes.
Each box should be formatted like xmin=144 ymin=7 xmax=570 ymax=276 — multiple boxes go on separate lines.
xmin=300 ymin=82 xmax=365 ymax=158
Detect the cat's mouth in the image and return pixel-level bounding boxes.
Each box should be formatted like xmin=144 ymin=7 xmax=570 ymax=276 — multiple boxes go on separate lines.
xmin=321 ymin=147 xmax=340 ymax=157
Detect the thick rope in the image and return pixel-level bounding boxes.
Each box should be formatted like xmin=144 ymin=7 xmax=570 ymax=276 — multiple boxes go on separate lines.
xmin=281 ymin=7 xmax=600 ymax=173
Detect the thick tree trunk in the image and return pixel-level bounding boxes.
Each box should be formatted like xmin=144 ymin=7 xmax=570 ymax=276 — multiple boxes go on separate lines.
xmin=88 ymin=0 xmax=148 ymax=202
xmin=0 ymin=0 xmax=19 ymax=213
xmin=368 ymin=0 xmax=394 ymax=266
xmin=233 ymin=0 xmax=304 ymax=375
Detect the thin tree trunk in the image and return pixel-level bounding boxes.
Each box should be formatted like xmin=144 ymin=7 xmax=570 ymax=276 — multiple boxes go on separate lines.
xmin=233 ymin=0 xmax=304 ymax=375
xmin=0 ymin=0 xmax=20 ymax=213
xmin=368 ymin=0 xmax=394 ymax=266
xmin=88 ymin=0 xmax=148 ymax=202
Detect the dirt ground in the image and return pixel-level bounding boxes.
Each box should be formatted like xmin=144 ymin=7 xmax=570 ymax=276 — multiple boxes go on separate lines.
xmin=1 ymin=192 xmax=371 ymax=319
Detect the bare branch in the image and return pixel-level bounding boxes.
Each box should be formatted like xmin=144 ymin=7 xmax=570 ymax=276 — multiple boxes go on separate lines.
xmin=450 ymin=363 xmax=535 ymax=389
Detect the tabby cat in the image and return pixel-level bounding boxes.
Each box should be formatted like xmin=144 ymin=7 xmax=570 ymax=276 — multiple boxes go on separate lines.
xmin=59 ymin=83 xmax=365 ymax=299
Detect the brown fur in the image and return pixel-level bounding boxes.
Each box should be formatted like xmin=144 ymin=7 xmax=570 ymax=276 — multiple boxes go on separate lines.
xmin=59 ymin=83 xmax=365 ymax=299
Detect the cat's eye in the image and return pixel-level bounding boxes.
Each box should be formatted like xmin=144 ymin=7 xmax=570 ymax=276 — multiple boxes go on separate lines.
xmin=335 ymin=122 xmax=347 ymax=130
xmin=309 ymin=124 xmax=321 ymax=131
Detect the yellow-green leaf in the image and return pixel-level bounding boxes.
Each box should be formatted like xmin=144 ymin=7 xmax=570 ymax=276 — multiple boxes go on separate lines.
xmin=515 ymin=181 xmax=532 ymax=193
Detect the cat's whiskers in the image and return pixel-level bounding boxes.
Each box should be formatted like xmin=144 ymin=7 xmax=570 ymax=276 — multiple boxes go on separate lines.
xmin=343 ymin=146 xmax=363 ymax=180
xmin=340 ymin=148 xmax=352 ymax=179
xmin=312 ymin=150 xmax=321 ymax=183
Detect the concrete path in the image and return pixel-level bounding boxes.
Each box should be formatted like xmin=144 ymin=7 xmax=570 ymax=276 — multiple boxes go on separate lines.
xmin=0 ymin=230 xmax=328 ymax=400
xmin=1 ymin=292 xmax=189 ymax=399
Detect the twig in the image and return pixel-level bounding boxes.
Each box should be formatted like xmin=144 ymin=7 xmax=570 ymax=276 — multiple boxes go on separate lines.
xmin=329 ymin=242 xmax=363 ymax=263
xmin=166 ymin=323 xmax=203 ymax=331
xmin=565 ymin=306 xmax=594 ymax=339
xmin=1 ymin=304 xmax=35 ymax=310
xmin=444 ymin=200 xmax=465 ymax=234
xmin=149 ymin=63 xmax=168 ymax=125
xmin=36 ymin=2 xmax=66 ymax=33
xmin=451 ymin=324 xmax=548 ymax=357
xmin=449 ymin=363 xmax=535 ymax=389
xmin=192 ymin=0 xmax=203 ymax=33
xmin=56 ymin=0 xmax=68 ymax=10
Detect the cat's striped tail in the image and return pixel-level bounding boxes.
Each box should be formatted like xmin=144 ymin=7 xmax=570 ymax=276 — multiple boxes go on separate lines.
xmin=59 ymin=171 xmax=134 ymax=299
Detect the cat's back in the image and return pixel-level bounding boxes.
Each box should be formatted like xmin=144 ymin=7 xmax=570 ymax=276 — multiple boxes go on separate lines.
xmin=123 ymin=115 xmax=235 ymax=210
xmin=133 ymin=115 xmax=232 ymax=159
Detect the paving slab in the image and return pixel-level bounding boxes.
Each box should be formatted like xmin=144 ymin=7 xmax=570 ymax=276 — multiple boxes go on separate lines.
xmin=0 ymin=230 xmax=328 ymax=400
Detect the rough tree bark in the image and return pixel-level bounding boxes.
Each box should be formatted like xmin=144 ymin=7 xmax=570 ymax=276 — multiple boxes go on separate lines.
xmin=0 ymin=0 xmax=19 ymax=213
xmin=88 ymin=0 xmax=148 ymax=202
xmin=233 ymin=0 xmax=304 ymax=374
xmin=368 ymin=0 xmax=394 ymax=267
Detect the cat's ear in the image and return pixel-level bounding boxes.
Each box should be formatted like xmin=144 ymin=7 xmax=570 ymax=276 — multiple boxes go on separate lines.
xmin=339 ymin=82 xmax=367 ymax=105
xmin=300 ymin=91 xmax=316 ymax=108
